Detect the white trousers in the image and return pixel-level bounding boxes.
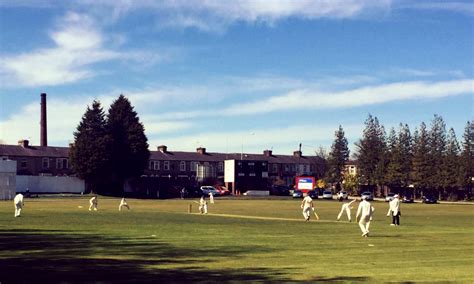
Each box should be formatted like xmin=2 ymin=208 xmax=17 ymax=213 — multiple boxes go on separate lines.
xmin=199 ymin=204 xmax=208 ymax=214
xmin=89 ymin=202 xmax=97 ymax=211
xmin=302 ymin=207 xmax=312 ymax=220
xmin=337 ymin=205 xmax=351 ymax=221
xmin=358 ymin=216 xmax=371 ymax=235
xmin=119 ymin=203 xmax=130 ymax=211
xmin=15 ymin=203 xmax=22 ymax=217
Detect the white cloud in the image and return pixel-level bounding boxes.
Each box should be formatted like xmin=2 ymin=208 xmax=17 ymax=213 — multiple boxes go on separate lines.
xmin=218 ymin=79 xmax=474 ymax=116
xmin=153 ymin=123 xmax=364 ymax=155
xmin=396 ymin=1 xmax=474 ymax=15
xmin=44 ymin=0 xmax=392 ymax=32
xmin=0 ymin=12 xmax=158 ymax=88
xmin=0 ymin=13 xmax=114 ymax=87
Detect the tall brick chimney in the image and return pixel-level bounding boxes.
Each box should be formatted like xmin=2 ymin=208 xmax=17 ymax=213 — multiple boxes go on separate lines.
xmin=40 ymin=93 xmax=47 ymax=147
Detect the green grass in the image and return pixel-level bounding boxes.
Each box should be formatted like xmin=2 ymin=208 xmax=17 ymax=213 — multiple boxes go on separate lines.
xmin=1 ymin=196 xmax=473 ymax=283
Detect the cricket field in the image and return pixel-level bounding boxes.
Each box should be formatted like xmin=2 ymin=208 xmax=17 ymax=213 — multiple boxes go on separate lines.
xmin=0 ymin=196 xmax=473 ymax=283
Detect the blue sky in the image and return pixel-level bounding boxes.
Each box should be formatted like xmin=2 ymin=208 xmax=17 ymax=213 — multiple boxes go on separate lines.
xmin=0 ymin=0 xmax=472 ymax=157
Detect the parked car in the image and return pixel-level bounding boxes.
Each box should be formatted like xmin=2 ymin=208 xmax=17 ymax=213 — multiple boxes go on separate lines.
xmin=215 ymin=185 xmax=231 ymax=196
xmin=200 ymin=186 xmax=220 ymax=196
xmin=422 ymin=195 xmax=437 ymax=204
xmin=270 ymin=185 xmax=290 ymax=196
xmin=361 ymin=192 xmax=374 ymax=201
xmin=292 ymin=190 xmax=304 ymax=198
xmin=322 ymin=190 xmax=333 ymax=200
xmin=337 ymin=191 xmax=348 ymax=200
xmin=385 ymin=193 xmax=396 ymax=202
xmin=402 ymin=196 xmax=414 ymax=203
xmin=308 ymin=190 xmax=318 ymax=199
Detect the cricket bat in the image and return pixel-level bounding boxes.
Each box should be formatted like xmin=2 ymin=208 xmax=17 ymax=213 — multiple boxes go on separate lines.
xmin=312 ymin=208 xmax=320 ymax=220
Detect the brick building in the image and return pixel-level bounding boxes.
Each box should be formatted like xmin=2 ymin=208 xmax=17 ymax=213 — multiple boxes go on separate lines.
xmin=0 ymin=141 xmax=324 ymax=193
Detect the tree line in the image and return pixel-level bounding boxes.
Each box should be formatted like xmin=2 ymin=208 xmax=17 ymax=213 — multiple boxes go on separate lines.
xmin=69 ymin=95 xmax=150 ymax=195
xmin=324 ymin=114 xmax=472 ymax=201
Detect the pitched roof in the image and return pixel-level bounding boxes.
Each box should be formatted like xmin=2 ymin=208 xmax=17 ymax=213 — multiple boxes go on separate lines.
xmin=0 ymin=144 xmax=69 ymax=158
xmin=0 ymin=144 xmax=322 ymax=164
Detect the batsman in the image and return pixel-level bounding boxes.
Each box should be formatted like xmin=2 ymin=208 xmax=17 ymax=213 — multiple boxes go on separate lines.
xmin=301 ymin=193 xmax=319 ymax=221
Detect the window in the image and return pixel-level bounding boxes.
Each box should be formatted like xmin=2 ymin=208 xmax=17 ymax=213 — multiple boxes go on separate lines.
xmin=273 ymin=164 xmax=278 ymax=173
xmin=218 ymin=162 xmax=224 ymax=172
xmin=149 ymin=160 xmax=160 ymax=170
xmin=42 ymin=158 xmax=50 ymax=169
xmin=180 ymin=161 xmax=186 ymax=171
xmin=20 ymin=159 xmax=27 ymax=168
xmin=190 ymin=162 xmax=198 ymax=172
xmin=284 ymin=164 xmax=289 ymax=172
xmin=164 ymin=161 xmax=170 ymax=171
xmin=56 ymin=158 xmax=68 ymax=169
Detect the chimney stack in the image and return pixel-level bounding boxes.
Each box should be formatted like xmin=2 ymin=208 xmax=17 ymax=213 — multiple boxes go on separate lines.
xmin=18 ymin=140 xmax=29 ymax=148
xmin=293 ymin=150 xmax=302 ymax=158
xmin=263 ymin=150 xmax=273 ymax=157
xmin=196 ymin=147 xmax=206 ymax=155
xmin=40 ymin=93 xmax=47 ymax=147
xmin=157 ymin=145 xmax=168 ymax=153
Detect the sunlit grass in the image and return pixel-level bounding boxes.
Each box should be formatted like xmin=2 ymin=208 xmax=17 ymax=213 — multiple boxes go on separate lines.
xmin=0 ymin=196 xmax=473 ymax=282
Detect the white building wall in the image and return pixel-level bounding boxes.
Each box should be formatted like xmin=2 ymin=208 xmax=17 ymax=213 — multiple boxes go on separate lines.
xmin=0 ymin=160 xmax=17 ymax=200
xmin=16 ymin=175 xmax=85 ymax=194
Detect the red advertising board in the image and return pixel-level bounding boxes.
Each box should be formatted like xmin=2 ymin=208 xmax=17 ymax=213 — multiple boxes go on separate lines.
xmin=295 ymin=176 xmax=315 ymax=193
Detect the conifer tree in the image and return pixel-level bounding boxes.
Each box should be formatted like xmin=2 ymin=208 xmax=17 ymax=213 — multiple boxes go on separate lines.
xmin=459 ymin=121 xmax=473 ymax=199
xmin=443 ymin=128 xmax=460 ymax=200
xmin=385 ymin=127 xmax=403 ymax=189
xmin=427 ymin=115 xmax=447 ymax=199
xmin=326 ymin=126 xmax=350 ymax=187
xmin=106 ymin=95 xmax=150 ymax=194
xmin=354 ymin=115 xmax=386 ymax=193
xmin=411 ymin=123 xmax=430 ymax=198
xmin=69 ymin=100 xmax=110 ymax=193
xmin=399 ymin=124 xmax=412 ymax=188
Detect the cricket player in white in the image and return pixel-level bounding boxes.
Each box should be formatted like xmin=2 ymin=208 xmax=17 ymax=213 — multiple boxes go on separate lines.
xmin=199 ymin=195 xmax=208 ymax=214
xmin=89 ymin=196 xmax=98 ymax=211
xmin=356 ymin=195 xmax=374 ymax=237
xmin=119 ymin=197 xmax=130 ymax=211
xmin=387 ymin=194 xmax=401 ymax=226
xmin=337 ymin=199 xmax=356 ymax=222
xmin=301 ymin=194 xmax=314 ymax=221
xmin=209 ymin=192 xmax=214 ymax=204
xmin=14 ymin=193 xmax=24 ymax=217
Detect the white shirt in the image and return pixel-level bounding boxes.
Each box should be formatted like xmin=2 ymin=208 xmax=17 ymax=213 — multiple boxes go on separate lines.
xmin=302 ymin=195 xmax=313 ymax=209
xmin=14 ymin=194 xmax=24 ymax=205
xmin=356 ymin=200 xmax=373 ymax=219
xmin=388 ymin=198 xmax=400 ymax=216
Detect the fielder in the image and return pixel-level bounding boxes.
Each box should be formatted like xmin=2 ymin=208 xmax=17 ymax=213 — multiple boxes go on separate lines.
xmin=14 ymin=193 xmax=24 ymax=217
xmin=119 ymin=197 xmax=130 ymax=211
xmin=387 ymin=194 xmax=401 ymax=226
xmin=356 ymin=195 xmax=375 ymax=237
xmin=209 ymin=192 xmax=215 ymax=204
xmin=301 ymin=194 xmax=314 ymax=221
xmin=89 ymin=195 xmax=98 ymax=211
xmin=337 ymin=199 xmax=356 ymax=222
xmin=199 ymin=195 xmax=208 ymax=214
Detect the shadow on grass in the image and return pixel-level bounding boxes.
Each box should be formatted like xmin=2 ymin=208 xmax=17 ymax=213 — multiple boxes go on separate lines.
xmin=0 ymin=229 xmax=298 ymax=283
